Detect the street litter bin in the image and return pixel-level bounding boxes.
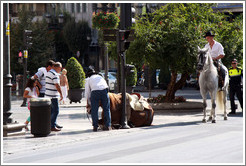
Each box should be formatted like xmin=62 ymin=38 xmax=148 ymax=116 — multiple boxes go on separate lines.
xmin=30 ymin=98 xmax=51 ymax=137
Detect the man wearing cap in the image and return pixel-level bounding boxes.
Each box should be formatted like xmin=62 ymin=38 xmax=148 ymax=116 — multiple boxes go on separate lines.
xmin=228 ymin=59 xmax=243 ymax=114
xmin=85 ymin=68 xmax=112 ymax=132
xmin=204 ymin=31 xmax=227 ymax=90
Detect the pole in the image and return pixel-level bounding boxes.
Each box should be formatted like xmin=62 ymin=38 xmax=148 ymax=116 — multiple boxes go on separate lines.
xmin=119 ymin=3 xmax=131 ymax=129
xmin=3 ymin=3 xmax=25 ymax=136
xmin=3 ymin=3 xmax=13 ymax=124
xmin=104 ymin=44 xmax=109 ymax=85
xmin=21 ymin=57 xmax=27 ymax=107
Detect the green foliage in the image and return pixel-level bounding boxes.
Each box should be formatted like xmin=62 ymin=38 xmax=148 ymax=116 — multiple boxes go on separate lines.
xmin=159 ymin=66 xmax=171 ymax=89
xmin=63 ymin=19 xmax=91 ymax=55
xmin=125 ymin=39 xmax=146 ymax=67
xmin=107 ymin=41 xmax=117 ymax=61
xmin=10 ymin=9 xmax=53 ymax=76
xmin=213 ymin=14 xmax=243 ymax=67
xmin=133 ymin=3 xmax=243 ymax=100
xmin=92 ymin=12 xmax=120 ymax=30
xmin=65 ymin=57 xmax=85 ymax=89
xmin=135 ymin=3 xmax=243 ymax=71
xmin=126 ymin=66 xmax=137 ymax=86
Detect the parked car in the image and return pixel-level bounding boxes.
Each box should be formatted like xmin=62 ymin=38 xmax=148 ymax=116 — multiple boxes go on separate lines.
xmin=99 ymin=72 xmax=117 ymax=92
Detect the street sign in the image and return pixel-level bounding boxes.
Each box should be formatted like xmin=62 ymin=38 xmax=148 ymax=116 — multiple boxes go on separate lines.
xmin=6 ymin=21 xmax=10 ymax=36
xmin=103 ymin=36 xmax=116 ymax=41
xmin=24 ymin=50 xmax=28 ymax=58
xmin=103 ymin=29 xmax=135 ymax=42
xmin=103 ymin=29 xmax=117 ymax=41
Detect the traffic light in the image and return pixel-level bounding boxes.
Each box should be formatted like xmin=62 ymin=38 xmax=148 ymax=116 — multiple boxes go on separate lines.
xmin=118 ymin=30 xmax=131 ymax=53
xmin=23 ymin=30 xmax=32 ymax=49
xmin=18 ymin=50 xmax=23 ymax=64
xmin=125 ymin=64 xmax=135 ymax=75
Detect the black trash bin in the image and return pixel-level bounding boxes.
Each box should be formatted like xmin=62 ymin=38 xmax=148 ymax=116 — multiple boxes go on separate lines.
xmin=30 ymin=98 xmax=51 ymax=137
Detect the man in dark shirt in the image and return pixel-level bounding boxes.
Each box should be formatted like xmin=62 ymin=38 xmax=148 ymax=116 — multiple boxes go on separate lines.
xmin=228 ymin=59 xmax=243 ymax=114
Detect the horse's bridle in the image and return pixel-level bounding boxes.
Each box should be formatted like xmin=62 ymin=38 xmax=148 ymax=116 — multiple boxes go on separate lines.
xmin=197 ymin=52 xmax=206 ymax=71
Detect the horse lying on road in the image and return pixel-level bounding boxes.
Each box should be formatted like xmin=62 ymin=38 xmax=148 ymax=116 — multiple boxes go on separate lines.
xmin=98 ymin=93 xmax=154 ymax=129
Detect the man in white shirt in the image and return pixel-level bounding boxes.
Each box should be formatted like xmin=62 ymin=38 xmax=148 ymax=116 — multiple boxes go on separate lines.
xmin=33 ymin=60 xmax=55 ymax=97
xmin=204 ymin=31 xmax=227 ymax=89
xmin=45 ymin=62 xmax=63 ymax=131
xmin=85 ymin=68 xmax=111 ymax=132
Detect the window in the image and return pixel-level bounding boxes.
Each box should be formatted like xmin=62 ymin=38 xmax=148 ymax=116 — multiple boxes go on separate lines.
xmin=71 ymin=3 xmax=75 ymax=13
xmin=82 ymin=3 xmax=86 ymax=12
xmin=29 ymin=4 xmax=33 ymax=11
xmin=76 ymin=3 xmax=81 ymax=13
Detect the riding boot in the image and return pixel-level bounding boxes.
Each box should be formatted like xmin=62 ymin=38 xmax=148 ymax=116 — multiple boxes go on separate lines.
xmin=221 ymin=67 xmax=226 ymax=87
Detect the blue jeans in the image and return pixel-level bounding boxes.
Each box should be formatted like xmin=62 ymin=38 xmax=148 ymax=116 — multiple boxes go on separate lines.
xmin=51 ymin=98 xmax=59 ymax=128
xmin=91 ymin=89 xmax=111 ymax=128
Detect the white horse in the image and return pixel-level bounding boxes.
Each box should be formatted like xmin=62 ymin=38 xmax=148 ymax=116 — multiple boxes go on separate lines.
xmin=197 ymin=47 xmax=229 ymax=123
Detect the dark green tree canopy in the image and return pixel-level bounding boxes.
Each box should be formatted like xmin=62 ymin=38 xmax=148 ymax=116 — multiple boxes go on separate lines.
xmin=63 ymin=19 xmax=91 ymax=55
xmin=10 ymin=9 xmax=53 ymax=76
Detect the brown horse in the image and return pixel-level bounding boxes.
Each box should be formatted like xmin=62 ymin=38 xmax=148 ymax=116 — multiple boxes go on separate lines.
xmin=99 ymin=93 xmax=154 ymax=129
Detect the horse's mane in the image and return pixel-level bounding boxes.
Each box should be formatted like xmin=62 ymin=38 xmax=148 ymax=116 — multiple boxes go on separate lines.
xmin=200 ymin=48 xmax=216 ymax=70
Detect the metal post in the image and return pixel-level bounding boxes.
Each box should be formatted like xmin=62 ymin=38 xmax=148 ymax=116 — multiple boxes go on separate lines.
xmin=3 ymin=3 xmax=12 ymax=124
xmin=120 ymin=52 xmax=129 ymax=128
xmin=119 ymin=3 xmax=131 ymax=129
xmin=104 ymin=44 xmax=109 ymax=85
xmin=3 ymin=3 xmax=25 ymax=136
xmin=21 ymin=57 xmax=27 ymax=107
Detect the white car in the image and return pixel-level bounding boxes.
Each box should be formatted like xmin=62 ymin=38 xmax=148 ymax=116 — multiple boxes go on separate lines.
xmin=100 ymin=72 xmax=117 ymax=91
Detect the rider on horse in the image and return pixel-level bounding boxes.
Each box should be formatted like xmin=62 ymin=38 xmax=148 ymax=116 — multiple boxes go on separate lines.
xmin=204 ymin=31 xmax=227 ymax=90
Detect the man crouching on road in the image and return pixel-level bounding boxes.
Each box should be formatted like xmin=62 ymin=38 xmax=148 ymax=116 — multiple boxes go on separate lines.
xmin=85 ymin=68 xmax=111 ymax=132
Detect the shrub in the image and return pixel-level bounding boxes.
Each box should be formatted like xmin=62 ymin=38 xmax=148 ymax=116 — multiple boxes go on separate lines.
xmin=65 ymin=57 xmax=85 ymax=89
xmin=126 ymin=66 xmax=137 ymax=86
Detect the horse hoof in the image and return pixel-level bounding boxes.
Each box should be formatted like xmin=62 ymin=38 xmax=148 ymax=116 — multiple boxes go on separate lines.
xmin=202 ymin=119 xmax=207 ymax=123
xmin=212 ymin=120 xmax=216 ymax=123
xmin=208 ymin=117 xmax=212 ymax=121
xmin=224 ymin=117 xmax=228 ymax=120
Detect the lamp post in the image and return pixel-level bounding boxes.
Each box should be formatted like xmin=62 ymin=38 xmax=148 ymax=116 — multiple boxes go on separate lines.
xmin=45 ymin=4 xmax=64 ymax=61
xmin=3 ymin=3 xmax=25 ymax=137
xmin=92 ymin=3 xmax=117 ymax=85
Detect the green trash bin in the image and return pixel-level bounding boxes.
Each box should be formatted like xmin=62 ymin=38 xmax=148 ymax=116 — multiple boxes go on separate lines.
xmin=30 ymin=98 xmax=51 ymax=137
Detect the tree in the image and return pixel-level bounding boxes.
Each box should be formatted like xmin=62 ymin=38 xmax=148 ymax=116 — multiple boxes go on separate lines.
xmin=10 ymin=9 xmax=54 ymax=77
xmin=134 ymin=3 xmax=243 ymax=102
xmin=63 ymin=19 xmax=91 ymax=56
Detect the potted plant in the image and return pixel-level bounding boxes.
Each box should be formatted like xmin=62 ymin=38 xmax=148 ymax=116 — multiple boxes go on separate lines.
xmin=92 ymin=12 xmax=120 ymax=30
xmin=65 ymin=57 xmax=86 ymax=104
xmin=126 ymin=65 xmax=137 ymax=94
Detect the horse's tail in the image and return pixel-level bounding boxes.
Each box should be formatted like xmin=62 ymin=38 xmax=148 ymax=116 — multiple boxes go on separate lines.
xmin=216 ymin=91 xmax=224 ymax=113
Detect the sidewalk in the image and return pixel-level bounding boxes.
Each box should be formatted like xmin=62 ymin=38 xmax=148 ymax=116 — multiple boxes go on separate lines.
xmin=3 ymin=88 xmax=240 ymax=159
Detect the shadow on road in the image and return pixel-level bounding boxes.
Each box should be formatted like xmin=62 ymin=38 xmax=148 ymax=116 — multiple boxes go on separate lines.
xmin=142 ymin=120 xmax=202 ymax=130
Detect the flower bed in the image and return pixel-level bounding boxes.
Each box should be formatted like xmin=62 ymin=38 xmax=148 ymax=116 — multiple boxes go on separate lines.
xmin=147 ymin=95 xmax=186 ymax=103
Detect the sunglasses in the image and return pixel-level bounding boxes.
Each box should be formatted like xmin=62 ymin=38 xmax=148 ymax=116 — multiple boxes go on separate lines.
xmin=231 ymin=63 xmax=237 ymax=64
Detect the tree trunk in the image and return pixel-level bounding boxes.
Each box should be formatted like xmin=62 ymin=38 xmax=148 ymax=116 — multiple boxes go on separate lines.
xmin=165 ymin=71 xmax=189 ymax=102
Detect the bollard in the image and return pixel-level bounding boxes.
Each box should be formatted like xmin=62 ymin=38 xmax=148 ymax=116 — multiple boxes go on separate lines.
xmin=30 ymin=98 xmax=51 ymax=137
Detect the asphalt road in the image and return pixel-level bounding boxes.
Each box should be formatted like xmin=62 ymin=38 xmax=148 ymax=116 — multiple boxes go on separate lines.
xmin=3 ymin=112 xmax=244 ymax=164
xmin=3 ymin=87 xmax=244 ymax=164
